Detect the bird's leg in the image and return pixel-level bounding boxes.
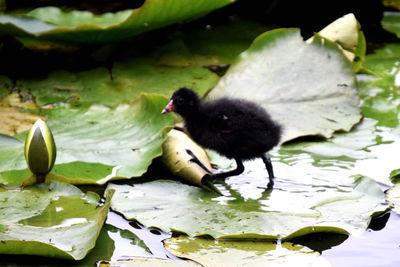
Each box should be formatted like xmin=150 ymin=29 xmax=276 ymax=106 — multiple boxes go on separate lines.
xmin=186 ymin=149 xmax=244 ymax=179
xmin=261 ymin=154 xmax=274 ymax=189
xmin=186 ymin=149 xmax=213 ymax=174
xmin=213 ymin=158 xmax=244 ymax=179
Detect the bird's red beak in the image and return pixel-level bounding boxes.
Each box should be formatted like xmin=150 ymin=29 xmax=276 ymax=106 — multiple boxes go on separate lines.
xmin=161 ymin=100 xmax=174 ymax=114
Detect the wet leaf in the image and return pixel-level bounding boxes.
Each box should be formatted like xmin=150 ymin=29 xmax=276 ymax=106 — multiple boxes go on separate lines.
xmin=382 ymin=11 xmax=400 ymax=38
xmin=272 ymin=42 xmax=400 ymax=188
xmin=0 ymin=181 xmax=113 ymax=260
xmin=277 ymin=117 xmax=398 ymax=186
xmin=16 ymin=59 xmax=218 ymax=107
xmin=208 ymin=29 xmax=361 ymax=143
xmin=390 ymin=169 xmax=400 ymax=183
xmin=165 ymin=236 xmax=331 ymax=267
xmin=0 ymin=94 xmax=174 ymax=186
xmin=108 ymin=176 xmax=385 ymax=239
xmin=0 ymin=0 xmax=233 ymax=45
xmin=101 ymin=257 xmax=201 ymax=267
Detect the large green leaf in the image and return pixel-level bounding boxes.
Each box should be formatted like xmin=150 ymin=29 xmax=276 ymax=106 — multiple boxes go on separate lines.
xmin=102 ymin=258 xmax=201 ymax=267
xmin=165 ymin=236 xmax=330 ymax=267
xmin=16 ymin=63 xmax=217 ymax=108
xmin=0 ymin=181 xmax=113 ymax=260
xmin=207 ymin=28 xmax=361 ymax=143
xmin=358 ymin=43 xmax=400 ymax=128
xmin=269 ymin=42 xmax=400 ymax=187
xmin=0 ymin=0 xmax=233 ymax=44
xmin=0 ymin=94 xmax=174 ymax=186
xmin=277 ymin=117 xmax=396 ymax=186
xmin=108 ymin=175 xmax=385 ymax=239
xmin=15 ymin=55 xmax=218 ymax=108
xmin=381 ymin=11 xmax=400 ymax=38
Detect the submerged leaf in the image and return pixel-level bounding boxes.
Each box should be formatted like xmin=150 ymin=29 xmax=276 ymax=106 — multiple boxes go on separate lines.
xmin=165 ymin=236 xmax=331 ymax=267
xmin=208 ymin=29 xmax=361 ymax=143
xmin=102 ymin=257 xmax=201 ymax=267
xmin=0 ymin=181 xmax=113 ymax=260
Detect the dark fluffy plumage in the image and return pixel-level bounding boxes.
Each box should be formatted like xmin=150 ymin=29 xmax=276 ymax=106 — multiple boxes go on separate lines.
xmin=162 ymin=87 xmax=282 ymax=188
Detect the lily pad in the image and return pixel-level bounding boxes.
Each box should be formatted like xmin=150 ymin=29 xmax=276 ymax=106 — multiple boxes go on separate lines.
xmin=108 ymin=175 xmax=385 ymax=239
xmin=277 ymin=117 xmax=397 ymax=186
xmin=381 ymin=11 xmax=400 ymax=38
xmin=271 ymin=42 xmax=400 ymax=188
xmin=16 ymin=58 xmax=218 ymax=107
xmin=306 ymin=13 xmax=366 ymax=71
xmin=207 ymin=28 xmax=361 ymax=143
xmin=0 ymin=181 xmax=113 ymax=260
xmin=102 ymin=257 xmax=201 ymax=267
xmin=0 ymin=0 xmax=233 ymax=44
xmin=0 ymin=94 xmax=174 ymax=186
xmin=165 ymin=236 xmax=331 ymax=267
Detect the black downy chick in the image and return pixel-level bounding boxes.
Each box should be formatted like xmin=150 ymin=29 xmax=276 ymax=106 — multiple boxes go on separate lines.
xmin=162 ymin=88 xmax=282 ymax=189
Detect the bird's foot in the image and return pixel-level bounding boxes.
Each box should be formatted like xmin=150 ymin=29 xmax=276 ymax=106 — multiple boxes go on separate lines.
xmin=267 ymin=180 xmax=274 ymax=190
xmin=186 ymin=149 xmax=213 ymax=174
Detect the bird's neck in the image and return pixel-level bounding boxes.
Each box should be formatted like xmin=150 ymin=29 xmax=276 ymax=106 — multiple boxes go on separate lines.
xmin=180 ymin=104 xmax=205 ymax=123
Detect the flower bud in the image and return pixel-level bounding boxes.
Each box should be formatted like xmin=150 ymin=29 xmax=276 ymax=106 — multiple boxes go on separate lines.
xmin=24 ymin=119 xmax=56 ymax=179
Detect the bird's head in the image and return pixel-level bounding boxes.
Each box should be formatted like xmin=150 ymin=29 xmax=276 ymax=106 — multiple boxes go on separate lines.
xmin=162 ymin=88 xmax=200 ymax=116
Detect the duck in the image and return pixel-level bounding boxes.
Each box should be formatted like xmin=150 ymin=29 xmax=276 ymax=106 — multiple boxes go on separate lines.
xmin=162 ymin=88 xmax=282 ymax=189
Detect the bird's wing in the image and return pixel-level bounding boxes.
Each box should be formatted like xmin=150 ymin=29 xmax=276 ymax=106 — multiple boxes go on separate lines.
xmin=214 ymin=110 xmax=244 ymax=134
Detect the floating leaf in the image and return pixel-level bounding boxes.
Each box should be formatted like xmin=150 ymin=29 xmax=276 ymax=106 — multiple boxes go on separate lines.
xmin=208 ymin=28 xmax=361 ymax=143
xmin=16 ymin=59 xmax=218 ymax=107
xmin=165 ymin=236 xmax=331 ymax=267
xmin=358 ymin=43 xmax=400 ymax=127
xmin=277 ymin=117 xmax=397 ymax=186
xmin=108 ymin=176 xmax=385 ymax=239
xmin=0 ymin=181 xmax=113 ymax=260
xmin=102 ymin=257 xmax=201 ymax=267
xmin=390 ymin=169 xmax=400 ymax=183
xmin=0 ymin=94 xmax=174 ymax=186
xmin=381 ymin=11 xmax=400 ymax=38
xmin=306 ymin=13 xmax=366 ymax=69
xmin=0 ymin=0 xmax=233 ymax=45
xmin=383 ymin=0 xmax=400 ymax=10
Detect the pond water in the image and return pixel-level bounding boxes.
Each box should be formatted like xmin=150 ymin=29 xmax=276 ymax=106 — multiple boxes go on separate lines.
xmin=323 ymin=210 xmax=400 ymax=267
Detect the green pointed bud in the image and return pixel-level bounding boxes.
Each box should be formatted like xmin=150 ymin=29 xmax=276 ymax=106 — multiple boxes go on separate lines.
xmin=24 ymin=119 xmax=56 ymax=180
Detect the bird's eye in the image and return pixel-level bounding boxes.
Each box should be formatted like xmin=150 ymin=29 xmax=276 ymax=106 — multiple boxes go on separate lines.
xmin=175 ymin=97 xmax=183 ymax=105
